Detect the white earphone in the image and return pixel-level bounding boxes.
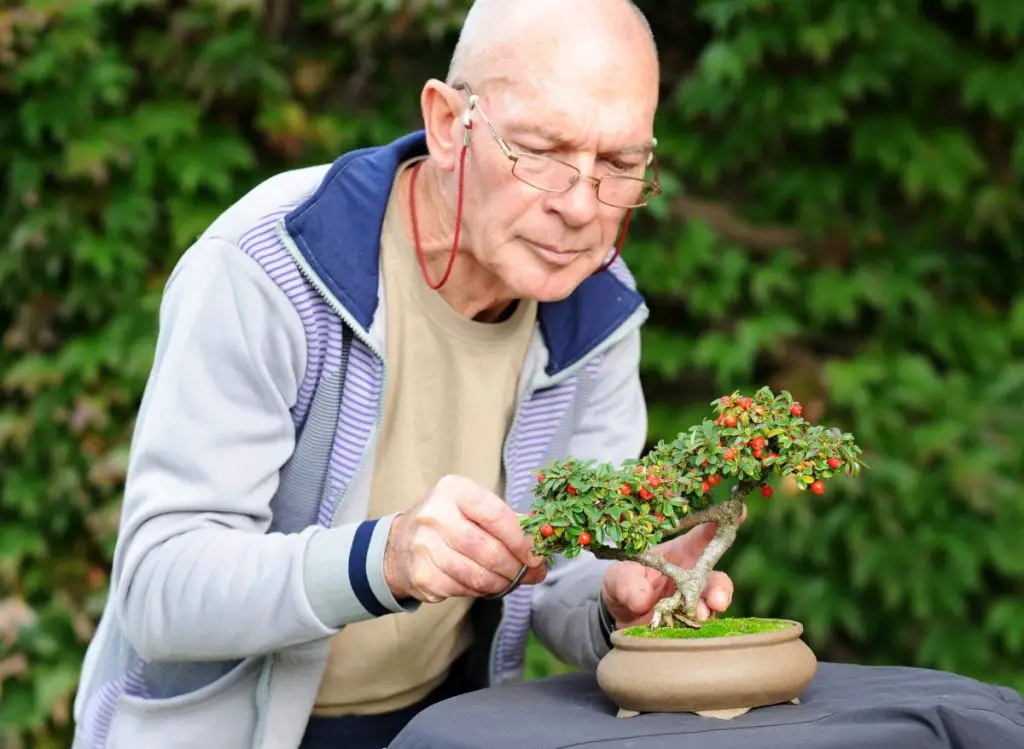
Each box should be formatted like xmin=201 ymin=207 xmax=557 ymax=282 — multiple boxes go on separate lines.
xmin=463 ymin=94 xmax=479 ymax=128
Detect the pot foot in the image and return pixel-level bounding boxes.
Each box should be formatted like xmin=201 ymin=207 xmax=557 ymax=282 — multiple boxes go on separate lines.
xmin=616 ymin=708 xmax=641 ymax=718
xmin=694 ymin=706 xmax=751 ymax=720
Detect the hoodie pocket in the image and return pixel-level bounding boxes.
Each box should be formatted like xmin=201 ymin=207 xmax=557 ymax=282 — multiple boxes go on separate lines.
xmin=107 ymin=656 xmax=264 ymax=749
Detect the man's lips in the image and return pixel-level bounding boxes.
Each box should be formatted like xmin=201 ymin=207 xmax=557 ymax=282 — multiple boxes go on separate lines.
xmin=527 ymin=240 xmax=586 ymax=267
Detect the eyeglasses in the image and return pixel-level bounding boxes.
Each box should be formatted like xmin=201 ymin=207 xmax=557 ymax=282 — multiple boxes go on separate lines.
xmin=452 ymin=82 xmax=662 ymax=209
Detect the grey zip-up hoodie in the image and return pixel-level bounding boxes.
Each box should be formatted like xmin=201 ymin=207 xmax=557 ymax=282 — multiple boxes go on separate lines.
xmin=71 ymin=132 xmax=650 ymax=749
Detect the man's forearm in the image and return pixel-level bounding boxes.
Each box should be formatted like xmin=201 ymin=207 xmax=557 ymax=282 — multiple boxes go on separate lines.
xmin=117 ymin=518 xmax=415 ymax=662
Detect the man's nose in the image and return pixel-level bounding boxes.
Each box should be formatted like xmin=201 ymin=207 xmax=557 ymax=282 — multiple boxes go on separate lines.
xmin=550 ymin=173 xmax=602 ymax=227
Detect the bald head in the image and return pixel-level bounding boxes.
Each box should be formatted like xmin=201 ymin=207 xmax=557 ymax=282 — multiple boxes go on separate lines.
xmin=446 ymin=0 xmax=659 ymax=94
xmin=411 ymin=0 xmax=662 ymax=309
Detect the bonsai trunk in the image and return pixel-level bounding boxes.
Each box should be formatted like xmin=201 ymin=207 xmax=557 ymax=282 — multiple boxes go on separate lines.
xmin=594 ymin=484 xmax=750 ymax=629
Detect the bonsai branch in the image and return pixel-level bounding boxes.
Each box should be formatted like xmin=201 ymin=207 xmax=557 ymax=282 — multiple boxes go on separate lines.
xmin=663 ymin=490 xmax=748 ymax=541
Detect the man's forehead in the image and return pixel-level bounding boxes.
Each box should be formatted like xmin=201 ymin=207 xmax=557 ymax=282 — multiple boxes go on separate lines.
xmin=468 ymin=72 xmax=657 ymax=153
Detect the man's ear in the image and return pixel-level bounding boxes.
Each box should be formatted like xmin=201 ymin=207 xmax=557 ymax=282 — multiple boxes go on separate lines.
xmin=420 ymin=79 xmax=465 ymax=172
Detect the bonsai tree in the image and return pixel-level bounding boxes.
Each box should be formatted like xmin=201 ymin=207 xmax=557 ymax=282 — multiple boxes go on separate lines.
xmin=521 ymin=387 xmax=863 ymax=630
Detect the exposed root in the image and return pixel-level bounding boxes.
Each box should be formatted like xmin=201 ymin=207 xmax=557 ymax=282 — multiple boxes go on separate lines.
xmin=650 ymin=592 xmax=683 ymax=629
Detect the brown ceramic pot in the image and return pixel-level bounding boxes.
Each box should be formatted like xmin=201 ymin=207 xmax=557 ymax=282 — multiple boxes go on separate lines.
xmin=595 ymin=619 xmax=817 ymax=718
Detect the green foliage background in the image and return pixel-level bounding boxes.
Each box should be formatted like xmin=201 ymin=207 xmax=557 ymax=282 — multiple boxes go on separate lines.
xmin=2 ymin=0 xmax=1023 ymax=745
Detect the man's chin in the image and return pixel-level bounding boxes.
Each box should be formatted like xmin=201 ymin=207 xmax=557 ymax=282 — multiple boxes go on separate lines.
xmin=511 ymin=267 xmax=593 ymax=303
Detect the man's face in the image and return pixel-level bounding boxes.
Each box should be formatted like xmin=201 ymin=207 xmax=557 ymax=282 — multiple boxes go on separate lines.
xmin=455 ymin=43 xmax=660 ymax=302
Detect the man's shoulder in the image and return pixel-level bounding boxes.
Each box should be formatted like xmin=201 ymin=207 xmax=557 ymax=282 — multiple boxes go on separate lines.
xmin=198 ymin=163 xmax=335 ymax=248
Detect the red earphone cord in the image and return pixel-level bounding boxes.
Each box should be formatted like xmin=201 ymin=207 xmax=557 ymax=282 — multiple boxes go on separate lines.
xmin=408 ymin=120 xmax=634 ymax=291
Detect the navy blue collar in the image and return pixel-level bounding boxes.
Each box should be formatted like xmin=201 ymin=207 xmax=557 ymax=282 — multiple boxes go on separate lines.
xmin=283 ymin=131 xmax=644 ymax=377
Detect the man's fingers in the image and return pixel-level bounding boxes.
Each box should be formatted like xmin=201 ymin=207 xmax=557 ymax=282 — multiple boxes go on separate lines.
xmin=454 ymin=481 xmax=536 ymax=565
xmin=522 ymin=563 xmax=547 ymax=586
xmin=703 ymin=570 xmax=734 ymax=612
xmin=446 ymin=518 xmax=525 ymax=582
xmin=433 ymin=543 xmax=512 ymax=596
xmin=608 ymin=574 xmax=653 ymax=615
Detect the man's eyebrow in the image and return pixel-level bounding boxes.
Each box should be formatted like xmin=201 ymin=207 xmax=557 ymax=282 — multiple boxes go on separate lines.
xmin=613 ymin=141 xmax=656 ymax=156
xmin=506 ymin=123 xmax=654 ymax=156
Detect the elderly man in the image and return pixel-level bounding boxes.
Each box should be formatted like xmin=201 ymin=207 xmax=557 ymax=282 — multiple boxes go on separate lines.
xmin=71 ymin=1 xmax=736 ymax=748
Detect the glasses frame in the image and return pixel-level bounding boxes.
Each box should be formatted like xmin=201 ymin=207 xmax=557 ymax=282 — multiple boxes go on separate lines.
xmin=452 ymin=82 xmax=662 ymax=209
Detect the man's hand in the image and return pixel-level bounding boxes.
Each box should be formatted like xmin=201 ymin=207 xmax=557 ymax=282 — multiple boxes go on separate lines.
xmin=383 ymin=474 xmax=547 ymax=603
xmin=600 ymin=509 xmax=745 ymax=629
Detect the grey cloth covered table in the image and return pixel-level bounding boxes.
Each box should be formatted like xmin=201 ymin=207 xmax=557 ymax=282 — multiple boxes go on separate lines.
xmin=390 ymin=662 xmax=1024 ymax=749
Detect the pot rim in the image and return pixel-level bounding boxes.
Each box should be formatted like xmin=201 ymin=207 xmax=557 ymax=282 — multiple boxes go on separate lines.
xmin=609 ymin=618 xmax=804 ymax=652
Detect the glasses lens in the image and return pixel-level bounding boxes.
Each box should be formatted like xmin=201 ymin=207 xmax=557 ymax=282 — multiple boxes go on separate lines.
xmin=598 ymin=176 xmax=651 ymax=207
xmin=512 ymin=155 xmax=579 ymax=192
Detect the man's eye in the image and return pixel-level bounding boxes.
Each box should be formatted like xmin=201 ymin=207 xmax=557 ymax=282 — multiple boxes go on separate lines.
xmin=609 ymin=159 xmax=640 ymax=171
xmin=515 ymin=142 xmax=550 ymax=155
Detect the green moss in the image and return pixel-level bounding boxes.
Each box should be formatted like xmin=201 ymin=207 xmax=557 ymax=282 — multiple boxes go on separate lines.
xmin=621 ymin=617 xmax=793 ymax=639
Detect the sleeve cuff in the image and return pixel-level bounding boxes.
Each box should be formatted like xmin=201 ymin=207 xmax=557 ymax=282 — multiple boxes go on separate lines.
xmin=303 ymin=514 xmax=419 ymax=628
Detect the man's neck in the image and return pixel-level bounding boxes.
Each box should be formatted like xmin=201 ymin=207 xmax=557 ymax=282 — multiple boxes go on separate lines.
xmin=396 ymin=160 xmax=517 ymax=322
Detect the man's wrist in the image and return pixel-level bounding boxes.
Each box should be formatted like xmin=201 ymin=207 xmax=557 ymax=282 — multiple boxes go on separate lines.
xmin=383 ymin=512 xmax=410 ymax=600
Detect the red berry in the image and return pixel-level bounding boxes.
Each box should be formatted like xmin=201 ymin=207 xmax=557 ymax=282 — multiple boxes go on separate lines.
xmin=654 ymin=513 xmax=665 ymax=523
xmin=724 ymin=447 xmax=736 ymax=461
xmin=790 ymin=403 xmax=803 ymax=417
xmin=537 ymin=473 xmax=545 ymax=483
xmin=810 ymin=480 xmax=825 ymax=495
xmin=751 ymin=436 xmax=766 ymax=450
xmin=541 ymin=524 xmax=554 ymax=537
xmin=769 ymin=452 xmax=779 ymax=459
xmin=708 ymin=473 xmax=721 ymax=486
xmin=648 ymin=474 xmax=662 ymax=487
xmin=619 ymin=484 xmax=632 ymax=496
xmin=702 ymin=460 xmax=709 ymax=467
xmin=720 ymin=396 xmax=731 ymax=406
xmin=828 ymin=457 xmax=842 ymax=470
xmin=753 ymin=448 xmax=763 ymax=459
xmin=724 ymin=415 xmax=738 ymax=428
xmin=701 ymin=480 xmax=711 ymax=494
xmin=640 ymin=487 xmax=654 ymax=501
xmin=567 ymin=484 xmax=578 ymax=496
xmin=578 ymin=532 xmax=591 ymax=546
xmin=738 ymin=397 xmax=752 ymax=410
xmin=761 ymin=485 xmax=773 ymax=498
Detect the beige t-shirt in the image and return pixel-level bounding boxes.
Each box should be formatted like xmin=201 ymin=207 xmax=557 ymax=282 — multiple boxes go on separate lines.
xmin=312 ymin=160 xmax=538 ymax=716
